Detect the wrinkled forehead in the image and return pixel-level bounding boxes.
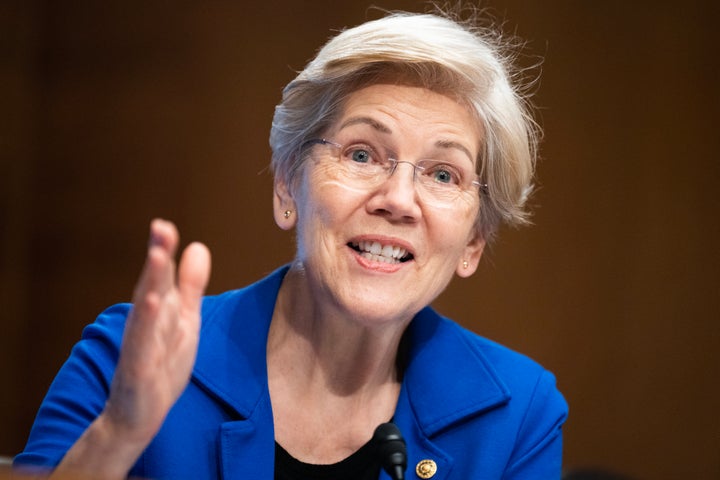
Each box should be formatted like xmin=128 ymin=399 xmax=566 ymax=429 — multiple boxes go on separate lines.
xmin=328 ymin=82 xmax=484 ymax=162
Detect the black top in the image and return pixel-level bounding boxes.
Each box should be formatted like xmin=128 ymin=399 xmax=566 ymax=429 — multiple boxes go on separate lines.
xmin=274 ymin=439 xmax=381 ymax=480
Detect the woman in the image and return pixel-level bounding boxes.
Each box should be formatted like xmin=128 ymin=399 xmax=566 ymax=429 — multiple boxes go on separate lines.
xmin=15 ymin=9 xmax=567 ymax=480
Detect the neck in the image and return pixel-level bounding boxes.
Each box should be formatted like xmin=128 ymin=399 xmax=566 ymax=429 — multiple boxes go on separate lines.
xmin=267 ymin=265 xmax=409 ymax=462
xmin=268 ymin=265 xmax=409 ymax=396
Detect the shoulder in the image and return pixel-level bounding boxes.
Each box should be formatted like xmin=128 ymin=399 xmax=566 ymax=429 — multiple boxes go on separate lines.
xmin=405 ymin=307 xmax=567 ymax=435
xmin=438 ymin=313 xmax=567 ymax=420
xmin=77 ymin=265 xmax=289 ymax=347
xmin=449 ymin=318 xmax=559 ymax=395
xmin=401 ymin=309 xmax=567 ymax=477
xmin=199 ymin=265 xmax=289 ymax=325
xmin=410 ymin=308 xmax=561 ymax=397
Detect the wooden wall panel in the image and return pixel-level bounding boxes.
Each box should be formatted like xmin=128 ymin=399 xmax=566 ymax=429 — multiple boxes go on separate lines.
xmin=2 ymin=1 xmax=718 ymax=478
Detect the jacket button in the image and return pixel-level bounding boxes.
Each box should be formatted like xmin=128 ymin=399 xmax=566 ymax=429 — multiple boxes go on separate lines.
xmin=415 ymin=459 xmax=437 ymax=478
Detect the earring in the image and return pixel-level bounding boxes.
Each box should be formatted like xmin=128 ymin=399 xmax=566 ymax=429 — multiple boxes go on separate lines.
xmin=283 ymin=210 xmax=292 ymax=219
xmin=462 ymin=260 xmax=469 ymax=269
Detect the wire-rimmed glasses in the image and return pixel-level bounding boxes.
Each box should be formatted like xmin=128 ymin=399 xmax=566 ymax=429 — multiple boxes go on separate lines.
xmin=302 ymin=138 xmax=488 ymax=210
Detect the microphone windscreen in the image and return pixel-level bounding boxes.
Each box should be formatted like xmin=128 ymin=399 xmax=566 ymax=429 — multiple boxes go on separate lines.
xmin=373 ymin=423 xmax=407 ymax=480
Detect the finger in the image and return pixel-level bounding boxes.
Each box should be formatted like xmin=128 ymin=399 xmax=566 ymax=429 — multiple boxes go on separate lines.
xmin=177 ymin=242 xmax=211 ymax=320
xmin=148 ymin=219 xmax=180 ymax=294
xmin=148 ymin=218 xmax=179 ymax=257
xmin=135 ymin=219 xmax=179 ymax=302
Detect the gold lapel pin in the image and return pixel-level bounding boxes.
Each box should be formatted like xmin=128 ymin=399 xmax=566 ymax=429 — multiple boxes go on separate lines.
xmin=415 ymin=459 xmax=438 ymax=478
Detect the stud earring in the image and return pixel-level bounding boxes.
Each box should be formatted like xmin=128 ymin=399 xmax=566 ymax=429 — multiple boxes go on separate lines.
xmin=462 ymin=260 xmax=469 ymax=269
xmin=283 ymin=210 xmax=292 ymax=219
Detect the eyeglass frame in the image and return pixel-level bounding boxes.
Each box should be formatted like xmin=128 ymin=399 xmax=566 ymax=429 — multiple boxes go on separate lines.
xmin=300 ymin=138 xmax=490 ymax=198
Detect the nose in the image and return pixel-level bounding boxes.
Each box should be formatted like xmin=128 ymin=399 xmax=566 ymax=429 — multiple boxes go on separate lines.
xmin=366 ymin=161 xmax=422 ymax=221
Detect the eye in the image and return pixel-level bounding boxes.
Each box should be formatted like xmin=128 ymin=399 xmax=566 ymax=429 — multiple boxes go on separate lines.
xmin=349 ymin=148 xmax=372 ymax=163
xmin=342 ymin=143 xmax=383 ymax=165
xmin=433 ymin=168 xmax=454 ymax=184
xmin=425 ymin=163 xmax=462 ymax=186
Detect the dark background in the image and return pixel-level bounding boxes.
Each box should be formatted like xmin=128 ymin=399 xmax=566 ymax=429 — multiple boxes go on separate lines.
xmin=2 ymin=1 xmax=719 ymax=478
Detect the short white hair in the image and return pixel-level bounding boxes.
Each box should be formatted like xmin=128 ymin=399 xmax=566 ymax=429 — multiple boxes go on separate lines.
xmin=270 ymin=10 xmax=538 ymax=241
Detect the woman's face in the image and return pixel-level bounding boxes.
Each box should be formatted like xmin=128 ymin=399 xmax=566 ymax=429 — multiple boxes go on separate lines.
xmin=274 ymin=83 xmax=485 ymax=326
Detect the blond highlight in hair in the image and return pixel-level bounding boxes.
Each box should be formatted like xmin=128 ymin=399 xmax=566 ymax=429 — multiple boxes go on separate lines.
xmin=270 ymin=9 xmax=539 ymax=242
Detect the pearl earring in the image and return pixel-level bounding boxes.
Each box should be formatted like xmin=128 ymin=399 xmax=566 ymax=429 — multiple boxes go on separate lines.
xmin=462 ymin=260 xmax=469 ymax=269
xmin=283 ymin=210 xmax=292 ymax=219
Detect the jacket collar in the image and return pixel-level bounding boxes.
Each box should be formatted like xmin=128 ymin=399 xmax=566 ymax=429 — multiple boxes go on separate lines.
xmin=192 ymin=264 xmax=510 ymax=433
xmin=401 ymin=306 xmax=510 ymax=437
xmin=192 ymin=266 xmax=287 ymax=420
xmin=391 ymin=309 xmax=511 ymax=480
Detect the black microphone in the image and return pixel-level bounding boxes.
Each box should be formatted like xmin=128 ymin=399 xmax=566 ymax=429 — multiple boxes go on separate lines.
xmin=373 ymin=422 xmax=407 ymax=480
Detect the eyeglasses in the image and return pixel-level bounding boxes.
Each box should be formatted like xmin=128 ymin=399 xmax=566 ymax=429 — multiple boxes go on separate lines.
xmin=302 ymin=138 xmax=488 ymax=209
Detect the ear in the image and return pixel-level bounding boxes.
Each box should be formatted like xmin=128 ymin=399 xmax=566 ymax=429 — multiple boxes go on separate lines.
xmin=273 ymin=178 xmax=297 ymax=230
xmin=456 ymin=232 xmax=485 ymax=278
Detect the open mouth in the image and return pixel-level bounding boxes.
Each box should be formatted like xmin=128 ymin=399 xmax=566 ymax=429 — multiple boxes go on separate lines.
xmin=348 ymin=240 xmax=414 ymax=264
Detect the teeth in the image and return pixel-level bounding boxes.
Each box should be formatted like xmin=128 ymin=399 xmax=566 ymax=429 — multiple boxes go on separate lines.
xmin=360 ymin=252 xmax=394 ymax=263
xmin=352 ymin=240 xmax=409 ymax=263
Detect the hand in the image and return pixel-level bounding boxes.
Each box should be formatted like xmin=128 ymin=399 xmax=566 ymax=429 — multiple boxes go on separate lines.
xmin=104 ymin=219 xmax=211 ymax=445
xmin=52 ymin=220 xmax=211 ymax=478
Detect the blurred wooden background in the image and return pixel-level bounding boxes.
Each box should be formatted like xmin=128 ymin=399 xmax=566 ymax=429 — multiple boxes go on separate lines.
xmin=1 ymin=1 xmax=718 ymax=478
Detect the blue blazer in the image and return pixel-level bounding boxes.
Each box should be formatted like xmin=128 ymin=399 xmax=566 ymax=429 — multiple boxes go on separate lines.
xmin=16 ymin=265 xmax=567 ymax=479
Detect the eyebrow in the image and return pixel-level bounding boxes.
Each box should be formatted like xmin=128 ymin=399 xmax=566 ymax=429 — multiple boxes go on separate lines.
xmin=435 ymin=139 xmax=474 ymax=163
xmin=338 ymin=116 xmax=393 ymax=134
xmin=338 ymin=116 xmax=475 ymax=162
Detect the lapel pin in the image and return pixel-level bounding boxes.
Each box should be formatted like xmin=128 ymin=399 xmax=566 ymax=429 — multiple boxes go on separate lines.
xmin=415 ymin=459 xmax=437 ymax=478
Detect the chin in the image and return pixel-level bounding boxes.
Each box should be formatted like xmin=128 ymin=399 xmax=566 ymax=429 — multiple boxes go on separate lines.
xmin=337 ymin=289 xmax=421 ymax=328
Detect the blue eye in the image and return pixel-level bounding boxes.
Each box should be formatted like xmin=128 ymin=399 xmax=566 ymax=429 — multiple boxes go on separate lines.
xmin=350 ymin=148 xmax=371 ymax=163
xmin=433 ymin=168 xmax=453 ymax=184
xmin=423 ymin=163 xmax=462 ymax=185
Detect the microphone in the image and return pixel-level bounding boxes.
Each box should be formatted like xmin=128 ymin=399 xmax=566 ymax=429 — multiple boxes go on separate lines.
xmin=373 ymin=422 xmax=407 ymax=480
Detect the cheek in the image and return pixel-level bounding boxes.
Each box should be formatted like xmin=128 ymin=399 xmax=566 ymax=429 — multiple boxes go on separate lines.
xmin=294 ymin=170 xmax=367 ymax=250
xmin=308 ymin=162 xmax=369 ymax=198
xmin=303 ymin=166 xmax=368 ymax=220
xmin=427 ymin=205 xmax=478 ymax=251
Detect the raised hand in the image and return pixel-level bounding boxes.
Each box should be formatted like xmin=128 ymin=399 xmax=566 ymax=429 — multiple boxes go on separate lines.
xmin=105 ymin=219 xmax=211 ymax=443
xmin=53 ymin=219 xmax=211 ymax=479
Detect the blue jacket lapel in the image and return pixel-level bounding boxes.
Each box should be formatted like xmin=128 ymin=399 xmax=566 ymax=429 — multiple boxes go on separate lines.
xmin=194 ymin=269 xmax=285 ymax=480
xmin=394 ymin=307 xmax=511 ymax=479
xmin=190 ymin=266 xmax=511 ymax=479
